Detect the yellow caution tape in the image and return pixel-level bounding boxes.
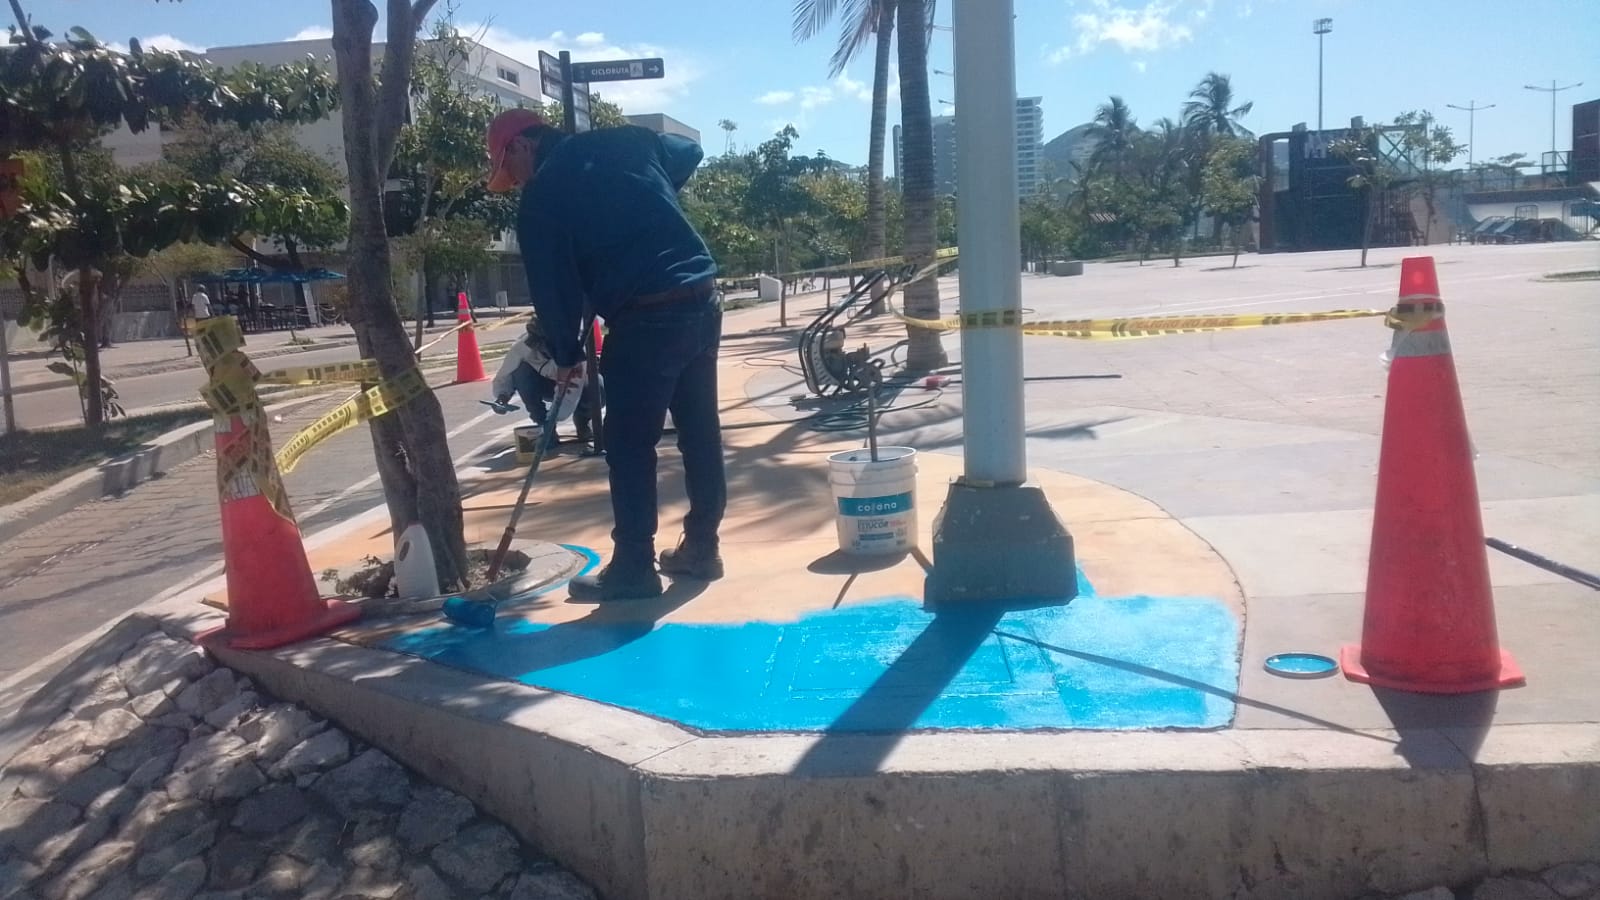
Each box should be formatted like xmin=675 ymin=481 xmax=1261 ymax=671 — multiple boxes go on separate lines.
xmin=274 ymin=392 xmax=368 ymax=476
xmin=1385 ymin=300 xmax=1443 ymax=332
xmin=258 ymin=359 xmax=382 ymax=386
xmin=273 ymin=366 xmax=431 ymax=475
xmin=194 ymin=316 xmax=246 ymax=367
xmin=892 ymin=305 xmax=1389 ymax=339
xmin=194 ymin=322 xmax=297 ymax=522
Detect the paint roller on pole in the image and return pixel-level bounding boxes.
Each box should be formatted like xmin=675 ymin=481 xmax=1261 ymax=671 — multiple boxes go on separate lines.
xmin=483 ymin=319 xmax=596 ymax=584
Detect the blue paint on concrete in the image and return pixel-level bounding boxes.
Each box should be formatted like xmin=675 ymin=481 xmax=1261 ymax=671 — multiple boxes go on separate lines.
xmin=383 ymin=551 xmax=1239 ymax=732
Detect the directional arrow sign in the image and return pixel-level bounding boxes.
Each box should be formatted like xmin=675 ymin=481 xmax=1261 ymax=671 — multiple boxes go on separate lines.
xmin=570 ymin=57 xmax=665 ymax=83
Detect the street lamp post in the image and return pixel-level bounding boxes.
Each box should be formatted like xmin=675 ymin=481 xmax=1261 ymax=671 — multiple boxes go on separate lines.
xmin=1524 ymin=80 xmax=1584 ymax=163
xmin=1446 ymin=100 xmax=1495 ymax=167
xmin=1313 ymin=18 xmax=1332 ymax=131
xmin=924 ymin=0 xmax=1075 ymax=608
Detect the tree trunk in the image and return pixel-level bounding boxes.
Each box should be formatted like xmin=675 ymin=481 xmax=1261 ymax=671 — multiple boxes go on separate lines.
xmin=54 ymin=145 xmax=105 ymax=425
xmin=863 ymin=1 xmax=895 ymax=315
xmin=895 ymin=0 xmax=946 ymax=371
xmin=332 ymin=0 xmax=467 ymax=589
xmin=1232 ymin=222 xmax=1242 ymax=268
xmin=1360 ymin=188 xmax=1374 ymax=268
xmin=76 ymin=269 xmax=104 ymax=425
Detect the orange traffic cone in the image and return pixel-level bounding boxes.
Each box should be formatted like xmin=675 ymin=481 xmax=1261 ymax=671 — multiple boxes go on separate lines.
xmin=454 ymin=292 xmax=488 ymax=384
xmin=1341 ymin=256 xmax=1522 ymax=693
xmin=203 ymin=414 xmax=359 ymax=650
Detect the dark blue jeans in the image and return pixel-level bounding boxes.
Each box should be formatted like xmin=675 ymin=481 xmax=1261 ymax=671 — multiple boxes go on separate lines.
xmin=601 ymin=296 xmax=725 ymax=567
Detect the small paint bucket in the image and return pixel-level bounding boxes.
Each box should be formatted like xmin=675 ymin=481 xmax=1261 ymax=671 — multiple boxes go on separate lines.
xmin=827 ymin=447 xmax=918 ymax=555
xmin=514 ymin=426 xmax=541 ymax=465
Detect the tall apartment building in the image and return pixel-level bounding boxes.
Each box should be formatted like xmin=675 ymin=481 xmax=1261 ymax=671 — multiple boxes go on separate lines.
xmin=892 ymin=96 xmax=1044 ymax=197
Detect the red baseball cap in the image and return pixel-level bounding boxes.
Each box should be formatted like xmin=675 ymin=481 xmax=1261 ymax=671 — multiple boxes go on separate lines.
xmin=486 ymin=108 xmax=548 ymax=193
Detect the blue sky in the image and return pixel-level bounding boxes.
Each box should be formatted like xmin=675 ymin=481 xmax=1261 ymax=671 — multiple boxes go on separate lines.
xmin=25 ymin=0 xmax=1600 ymax=168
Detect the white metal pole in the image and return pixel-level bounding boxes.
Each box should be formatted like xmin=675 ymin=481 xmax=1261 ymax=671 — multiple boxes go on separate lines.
xmin=952 ymin=0 xmax=1025 ymax=485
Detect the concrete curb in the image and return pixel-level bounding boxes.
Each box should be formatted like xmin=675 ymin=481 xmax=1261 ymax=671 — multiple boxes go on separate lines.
xmin=177 ymin=612 xmax=1598 ymax=900
xmin=0 ymin=394 xmax=323 ymax=546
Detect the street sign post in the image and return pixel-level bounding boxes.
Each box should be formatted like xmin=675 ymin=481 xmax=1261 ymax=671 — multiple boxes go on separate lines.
xmin=541 ymin=50 xmax=592 ymax=132
xmin=569 ymin=57 xmax=664 ymax=83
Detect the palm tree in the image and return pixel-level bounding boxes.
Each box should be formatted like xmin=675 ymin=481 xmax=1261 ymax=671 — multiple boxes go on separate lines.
xmin=893 ymin=0 xmax=945 ymax=369
xmin=792 ymin=0 xmax=898 ymax=313
xmin=1088 ymin=96 xmax=1139 ymax=180
xmin=717 ymin=118 xmax=738 ymax=155
xmin=1182 ymin=72 xmax=1254 ymax=139
xmin=1183 ymin=72 xmax=1252 ymax=242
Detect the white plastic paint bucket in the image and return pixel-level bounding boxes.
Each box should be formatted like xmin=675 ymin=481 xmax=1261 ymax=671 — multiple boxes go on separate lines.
xmin=827 ymin=447 xmax=918 ymax=555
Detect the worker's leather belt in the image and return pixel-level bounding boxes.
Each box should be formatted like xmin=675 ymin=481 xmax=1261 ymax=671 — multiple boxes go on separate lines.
xmin=631 ymin=277 xmax=715 ymax=308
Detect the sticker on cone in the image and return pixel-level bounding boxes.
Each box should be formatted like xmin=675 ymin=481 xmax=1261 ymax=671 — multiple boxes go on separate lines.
xmin=1342 ymin=257 xmax=1522 ymax=694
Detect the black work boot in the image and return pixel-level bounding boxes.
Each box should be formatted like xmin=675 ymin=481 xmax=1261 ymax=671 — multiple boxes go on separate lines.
xmin=658 ymin=538 xmax=724 ymax=581
xmin=568 ymin=560 xmax=663 ymax=601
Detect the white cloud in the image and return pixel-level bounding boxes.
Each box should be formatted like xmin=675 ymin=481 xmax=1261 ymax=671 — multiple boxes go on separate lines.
xmin=465 ymin=24 xmax=700 ymax=113
xmin=108 ymin=33 xmax=206 ymax=54
xmin=799 ymin=85 xmax=835 ymax=110
xmin=1133 ymin=59 xmax=1147 ymax=73
xmin=757 ymin=90 xmax=796 ymax=105
xmin=286 ymin=26 xmax=333 ymax=41
xmin=1048 ymin=1 xmax=1198 ymax=63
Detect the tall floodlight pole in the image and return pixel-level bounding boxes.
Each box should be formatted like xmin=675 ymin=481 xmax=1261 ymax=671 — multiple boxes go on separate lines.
xmin=1524 ymin=80 xmax=1583 ymax=161
xmin=1313 ymin=18 xmax=1332 ymax=131
xmin=925 ymin=0 xmax=1075 ymax=608
xmin=1446 ymin=100 xmax=1495 ymax=167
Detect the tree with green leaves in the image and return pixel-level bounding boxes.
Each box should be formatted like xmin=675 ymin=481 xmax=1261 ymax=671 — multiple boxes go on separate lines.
xmin=1200 ymin=136 xmax=1260 ymax=267
xmin=0 ymin=12 xmax=338 ymax=424
xmin=1392 ymin=109 xmax=1465 ymax=244
xmin=894 ymin=0 xmax=945 ymax=369
xmin=1088 ymin=96 xmax=1141 ymax=182
xmin=1182 ymin=72 xmax=1254 ymax=139
xmin=329 ymin=0 xmax=484 ymax=589
xmin=387 ymin=19 xmax=513 ymax=340
xmin=1331 ymin=125 xmax=1397 ymax=268
xmin=154 ymin=116 xmax=348 ymax=317
xmin=793 ymin=0 xmax=897 ymax=313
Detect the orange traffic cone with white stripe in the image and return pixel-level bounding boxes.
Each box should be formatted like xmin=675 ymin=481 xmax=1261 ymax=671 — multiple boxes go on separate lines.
xmin=206 ymin=413 xmax=360 ymax=650
xmin=454 ymin=292 xmax=488 ymax=384
xmin=1340 ymin=256 xmax=1522 ymax=693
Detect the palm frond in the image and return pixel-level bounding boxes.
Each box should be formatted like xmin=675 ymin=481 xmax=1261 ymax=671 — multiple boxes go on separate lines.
xmin=826 ymin=0 xmax=884 ymax=77
xmin=792 ymin=0 xmax=843 ymax=43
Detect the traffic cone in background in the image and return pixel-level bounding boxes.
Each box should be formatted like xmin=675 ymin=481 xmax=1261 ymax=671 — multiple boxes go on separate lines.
xmin=1341 ymin=256 xmax=1522 ymax=693
xmin=454 ymin=292 xmax=488 ymax=384
xmin=205 ymin=414 xmax=359 ymax=650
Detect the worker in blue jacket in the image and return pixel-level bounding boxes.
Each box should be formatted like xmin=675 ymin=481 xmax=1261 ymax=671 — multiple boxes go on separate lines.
xmin=486 ymin=108 xmax=725 ymax=601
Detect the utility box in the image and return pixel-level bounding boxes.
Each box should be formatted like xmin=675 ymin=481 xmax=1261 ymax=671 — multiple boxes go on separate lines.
xmin=757 ymin=275 xmax=782 ymax=302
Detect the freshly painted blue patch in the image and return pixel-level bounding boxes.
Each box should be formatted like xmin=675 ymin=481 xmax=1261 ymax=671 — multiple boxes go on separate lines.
xmin=382 ymin=551 xmax=1239 ymax=732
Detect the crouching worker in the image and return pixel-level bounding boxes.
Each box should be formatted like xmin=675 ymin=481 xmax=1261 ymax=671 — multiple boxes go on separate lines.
xmin=486 ymin=107 xmax=726 ymax=601
xmin=491 ymin=316 xmax=599 ymax=444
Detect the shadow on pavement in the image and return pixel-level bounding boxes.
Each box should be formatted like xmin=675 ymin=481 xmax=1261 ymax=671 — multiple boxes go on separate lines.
xmin=791 ymin=606 xmax=1005 ymax=778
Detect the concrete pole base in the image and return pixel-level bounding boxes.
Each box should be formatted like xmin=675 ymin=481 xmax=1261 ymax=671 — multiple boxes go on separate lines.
xmin=924 ymin=481 xmax=1077 ymax=610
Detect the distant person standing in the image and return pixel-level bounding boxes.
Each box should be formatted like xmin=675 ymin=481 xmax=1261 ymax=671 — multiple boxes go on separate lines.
xmin=485 ymin=108 xmax=725 ymax=601
xmin=189 ymin=286 xmax=212 ymax=319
